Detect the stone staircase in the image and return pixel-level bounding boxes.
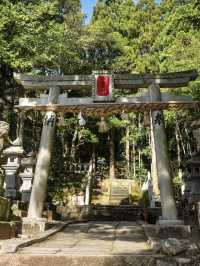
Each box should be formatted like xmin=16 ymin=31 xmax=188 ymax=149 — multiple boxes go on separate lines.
xmin=86 ymin=179 xmax=143 ymax=221
xmin=109 ymin=180 xmax=132 ymax=205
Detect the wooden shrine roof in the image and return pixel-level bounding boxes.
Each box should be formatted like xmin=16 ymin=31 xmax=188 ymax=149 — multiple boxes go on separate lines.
xmin=16 ymin=101 xmax=200 ymax=117
xmin=14 ymin=70 xmax=198 ymax=90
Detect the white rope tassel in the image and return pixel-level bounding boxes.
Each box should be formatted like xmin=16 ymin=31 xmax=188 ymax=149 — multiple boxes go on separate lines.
xmin=78 ymin=112 xmax=86 ymax=127
xmin=98 ymin=117 xmax=109 ymax=133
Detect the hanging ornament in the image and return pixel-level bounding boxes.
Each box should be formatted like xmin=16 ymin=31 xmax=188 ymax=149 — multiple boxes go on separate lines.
xmin=97 ymin=117 xmax=109 ymax=133
xmin=121 ymin=111 xmax=128 ymax=121
xmin=57 ymin=113 xmax=65 ymax=127
xmin=78 ymin=112 xmax=86 ymax=127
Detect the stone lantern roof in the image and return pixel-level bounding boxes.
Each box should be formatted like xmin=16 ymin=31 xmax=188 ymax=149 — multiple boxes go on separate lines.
xmin=184 ymin=154 xmax=200 ymax=166
xmin=3 ymin=145 xmax=24 ymax=156
xmin=182 ymin=153 xmax=200 ymax=181
xmin=21 ymin=156 xmax=36 ymax=167
xmin=191 ymin=120 xmax=200 ymax=129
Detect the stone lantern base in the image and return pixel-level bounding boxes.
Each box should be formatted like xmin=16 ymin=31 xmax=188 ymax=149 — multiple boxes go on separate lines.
xmin=157 ymin=219 xmax=184 ymax=226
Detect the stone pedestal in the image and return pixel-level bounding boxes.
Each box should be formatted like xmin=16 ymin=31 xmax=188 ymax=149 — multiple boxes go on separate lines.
xmin=3 ymin=165 xmax=18 ymax=199
xmin=2 ymin=145 xmax=24 ymax=200
xmin=157 ymin=219 xmax=184 ymax=226
xmin=19 ymin=173 xmax=32 ymax=202
xmin=156 ymin=224 xmax=191 ymax=239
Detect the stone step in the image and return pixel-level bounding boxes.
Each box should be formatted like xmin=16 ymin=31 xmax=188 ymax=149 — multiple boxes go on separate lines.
xmin=88 ymin=205 xmax=143 ymax=221
xmin=111 ymin=186 xmax=129 ymax=190
xmin=0 ymin=254 xmax=156 ymax=266
xmin=109 ymin=185 xmax=130 ymax=205
xmin=110 ymin=191 xmax=129 ymax=196
xmin=110 ymin=198 xmax=129 ymax=202
xmin=109 ymin=201 xmax=130 ymax=206
xmin=111 ymin=187 xmax=129 ymax=192
xmin=109 ymin=197 xmax=129 ymax=203
xmin=110 ymin=194 xmax=129 ymax=199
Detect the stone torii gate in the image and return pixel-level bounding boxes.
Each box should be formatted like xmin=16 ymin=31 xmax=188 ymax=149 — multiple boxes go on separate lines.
xmin=15 ymin=70 xmax=198 ymax=226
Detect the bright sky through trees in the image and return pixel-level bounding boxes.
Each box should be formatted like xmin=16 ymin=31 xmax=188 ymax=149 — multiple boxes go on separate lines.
xmin=81 ymin=0 xmax=161 ymax=24
xmin=81 ymin=0 xmax=97 ymax=24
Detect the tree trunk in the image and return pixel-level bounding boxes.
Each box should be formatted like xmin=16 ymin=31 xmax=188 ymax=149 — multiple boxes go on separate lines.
xmin=15 ymin=110 xmax=25 ymax=145
xmin=138 ymin=148 xmax=141 ymax=186
xmin=70 ymin=127 xmax=78 ymax=161
xmin=125 ymin=126 xmax=130 ymax=178
xmin=132 ymin=142 xmax=136 ymax=177
xmin=138 ymin=114 xmax=141 ymax=185
xmin=85 ymin=150 xmax=95 ymax=205
xmin=177 ymin=124 xmax=186 ymax=156
xmin=175 ymin=124 xmax=183 ymax=181
xmin=109 ymin=128 xmax=115 ymax=180
xmin=184 ymin=124 xmax=192 ymax=156
xmin=0 ymin=168 xmax=4 ymax=196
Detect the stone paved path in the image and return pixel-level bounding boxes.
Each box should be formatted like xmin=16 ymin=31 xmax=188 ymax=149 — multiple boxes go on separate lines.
xmin=18 ymin=221 xmax=152 ymax=255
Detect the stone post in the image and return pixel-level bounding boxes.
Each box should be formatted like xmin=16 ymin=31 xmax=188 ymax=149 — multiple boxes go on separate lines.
xmin=28 ymin=87 xmax=60 ymax=219
xmin=150 ymin=83 xmax=178 ymax=223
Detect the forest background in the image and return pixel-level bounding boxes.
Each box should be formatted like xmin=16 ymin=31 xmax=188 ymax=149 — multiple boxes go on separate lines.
xmin=0 ymin=0 xmax=199 ymax=204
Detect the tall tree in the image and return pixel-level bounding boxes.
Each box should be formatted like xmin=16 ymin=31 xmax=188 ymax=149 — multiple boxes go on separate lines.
xmin=86 ymin=0 xmax=162 ymax=73
xmin=0 ymin=0 xmax=84 ymax=73
xmin=154 ymin=0 xmax=200 ymax=72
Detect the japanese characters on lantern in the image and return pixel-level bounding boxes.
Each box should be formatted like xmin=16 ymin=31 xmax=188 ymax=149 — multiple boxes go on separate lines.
xmin=93 ymin=72 xmax=113 ymax=102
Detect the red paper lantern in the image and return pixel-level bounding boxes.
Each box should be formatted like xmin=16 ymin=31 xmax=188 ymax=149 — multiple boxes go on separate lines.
xmin=93 ymin=72 xmax=113 ymax=102
xmin=97 ymin=76 xmax=110 ymax=96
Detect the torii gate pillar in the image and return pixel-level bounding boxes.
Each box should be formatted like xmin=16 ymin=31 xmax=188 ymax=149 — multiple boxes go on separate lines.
xmin=28 ymin=87 xmax=60 ymax=219
xmin=150 ymin=83 xmax=179 ymax=223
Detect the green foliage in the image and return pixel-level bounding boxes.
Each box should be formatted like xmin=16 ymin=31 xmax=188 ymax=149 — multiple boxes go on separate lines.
xmin=96 ymin=157 xmax=108 ymax=177
xmin=0 ymin=0 xmax=84 ymax=73
xmin=50 ymin=175 xmax=88 ymax=206
xmin=86 ymin=0 xmax=162 ymax=73
xmin=107 ymin=116 xmax=126 ymax=128
xmin=154 ymin=0 xmax=200 ymax=73
xmin=78 ymin=128 xmax=98 ymax=144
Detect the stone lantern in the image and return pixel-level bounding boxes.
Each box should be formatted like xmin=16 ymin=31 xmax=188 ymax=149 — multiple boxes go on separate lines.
xmin=191 ymin=120 xmax=200 ymax=151
xmin=2 ymin=145 xmax=24 ymax=200
xmin=182 ymin=154 xmax=200 ymax=204
xmin=19 ymin=154 xmax=36 ymax=203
